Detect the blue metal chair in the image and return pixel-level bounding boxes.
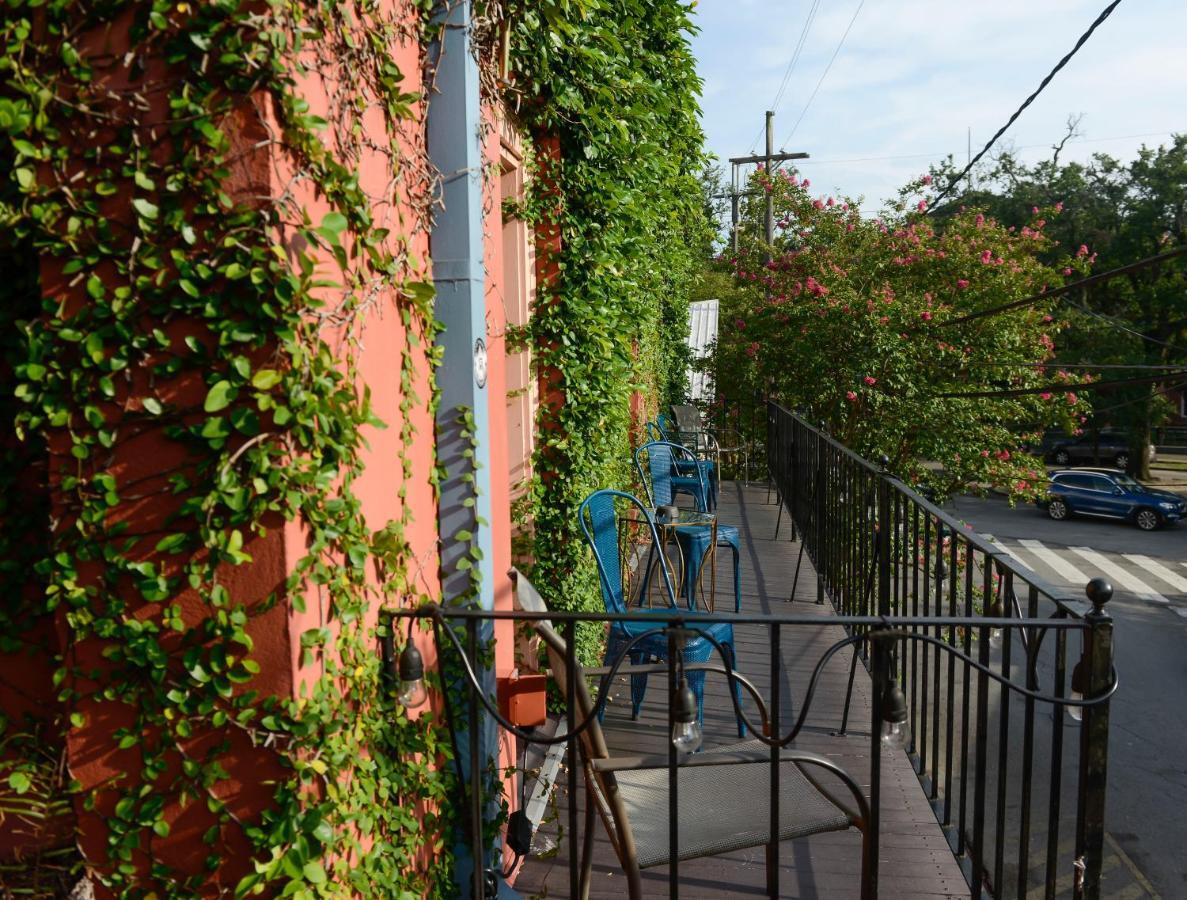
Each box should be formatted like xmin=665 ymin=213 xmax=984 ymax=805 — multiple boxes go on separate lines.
xmin=579 ymin=489 xmax=744 ymax=737
xmin=634 ymin=441 xmax=743 ymax=615
xmin=651 ymin=417 xmax=717 ymax=511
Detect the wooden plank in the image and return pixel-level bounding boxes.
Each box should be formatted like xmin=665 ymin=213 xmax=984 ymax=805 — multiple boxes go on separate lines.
xmin=513 ymin=482 xmax=967 ymax=898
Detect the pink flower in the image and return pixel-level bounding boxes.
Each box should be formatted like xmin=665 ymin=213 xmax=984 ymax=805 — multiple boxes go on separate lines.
xmin=846 ymin=391 xmax=858 ymax=402
xmin=1040 ymin=392 xmax=1052 ymax=401
xmin=813 ymin=199 xmax=824 ymax=209
xmin=916 ymin=200 xmax=928 ymax=212
xmin=1063 ymin=267 xmax=1073 ymax=276
xmin=864 ymin=376 xmax=877 ymax=385
xmin=745 ymin=342 xmax=760 ymax=358
xmin=981 ymin=249 xmax=993 ymax=264
xmin=735 ymin=317 xmax=746 ymax=329
xmin=920 ymin=311 xmax=933 ymax=321
xmin=1076 ymin=244 xmax=1089 ymax=258
xmin=975 ymin=213 xmax=985 ymax=227
xmin=996 ymin=449 xmax=1010 ymax=461
xmin=1032 ymin=206 xmax=1039 ymax=215
xmin=1042 ymin=315 xmax=1053 ymax=323
xmin=1055 ymin=201 xmax=1064 ymax=212
xmin=980 ymin=450 xmax=990 ymax=457
xmin=826 ymin=197 xmax=835 ymax=207
xmin=1066 ymin=392 xmax=1078 ymax=405
xmin=956 ymin=279 xmax=970 ymax=289
xmin=801 ymin=178 xmax=810 ymax=188
xmin=1016 ymin=480 xmax=1029 ymax=492
xmin=921 ymin=174 xmax=933 ymax=185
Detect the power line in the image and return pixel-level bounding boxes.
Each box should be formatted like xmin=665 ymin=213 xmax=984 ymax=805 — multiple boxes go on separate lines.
xmin=930 ymin=243 xmax=1187 ymax=330
xmin=927 ymin=0 xmax=1125 ymax=212
xmin=935 ymin=370 xmax=1176 ymax=400
xmin=749 ymin=0 xmax=823 ymax=154
xmin=793 ymin=130 xmax=1181 ymax=167
xmin=781 ymin=0 xmax=866 ymax=148
xmin=1060 ymin=296 xmax=1186 ymax=356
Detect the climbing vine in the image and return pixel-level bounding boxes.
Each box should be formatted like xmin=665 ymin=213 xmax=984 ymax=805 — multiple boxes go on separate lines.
xmin=0 ymin=0 xmax=466 ymax=895
xmin=501 ymin=0 xmax=710 ymax=659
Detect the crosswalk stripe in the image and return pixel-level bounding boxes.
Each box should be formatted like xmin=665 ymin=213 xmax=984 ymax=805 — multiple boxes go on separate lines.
xmin=981 ymin=533 xmax=1036 ymax=573
xmin=1122 ymin=554 xmax=1187 ymax=595
xmin=1069 ymin=547 xmax=1170 ymax=604
xmin=1018 ymin=539 xmax=1090 ymax=585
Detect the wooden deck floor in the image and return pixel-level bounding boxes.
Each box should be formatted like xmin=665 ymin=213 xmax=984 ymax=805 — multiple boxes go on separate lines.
xmin=512 ymin=482 xmax=968 ymax=899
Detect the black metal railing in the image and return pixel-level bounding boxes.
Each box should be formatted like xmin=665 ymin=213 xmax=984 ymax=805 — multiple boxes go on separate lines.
xmin=386 ymin=593 xmax=1115 ymax=899
xmin=697 ymin=393 xmax=768 ymax=483
xmin=766 ymin=401 xmax=1117 ymax=899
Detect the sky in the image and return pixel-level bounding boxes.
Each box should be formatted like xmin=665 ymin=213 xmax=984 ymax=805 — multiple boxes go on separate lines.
xmin=690 ymin=0 xmax=1187 ymax=214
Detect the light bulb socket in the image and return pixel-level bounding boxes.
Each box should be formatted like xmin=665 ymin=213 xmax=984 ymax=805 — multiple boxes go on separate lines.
xmin=881 ymin=680 xmax=908 ymax=726
xmin=673 ymin=678 xmax=698 ymax=725
xmin=399 ymin=643 xmax=424 ymax=683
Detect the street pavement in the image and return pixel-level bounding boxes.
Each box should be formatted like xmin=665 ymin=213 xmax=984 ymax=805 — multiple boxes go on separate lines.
xmin=943 ymin=493 xmax=1187 ymax=899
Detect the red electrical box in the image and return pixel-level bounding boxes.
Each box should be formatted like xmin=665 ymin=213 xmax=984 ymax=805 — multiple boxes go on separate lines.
xmin=497 ymin=670 xmax=548 ymax=727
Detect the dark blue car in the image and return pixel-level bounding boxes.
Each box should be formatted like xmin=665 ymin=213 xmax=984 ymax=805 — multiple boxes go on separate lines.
xmin=1039 ymin=468 xmax=1186 ymax=531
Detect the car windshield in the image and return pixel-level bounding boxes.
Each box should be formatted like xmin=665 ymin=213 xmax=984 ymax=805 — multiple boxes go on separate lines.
xmin=1110 ymin=473 xmax=1143 ymax=490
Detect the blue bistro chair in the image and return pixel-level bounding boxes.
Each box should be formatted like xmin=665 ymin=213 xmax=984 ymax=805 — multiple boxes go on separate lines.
xmin=579 ymin=489 xmax=745 ymax=737
xmin=634 ymin=441 xmax=743 ymax=615
xmin=651 ymin=417 xmax=717 ymax=511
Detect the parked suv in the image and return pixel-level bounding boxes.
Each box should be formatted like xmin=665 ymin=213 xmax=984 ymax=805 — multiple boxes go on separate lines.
xmin=1038 ymin=468 xmax=1185 ymax=530
xmin=1044 ymin=430 xmax=1155 ymax=469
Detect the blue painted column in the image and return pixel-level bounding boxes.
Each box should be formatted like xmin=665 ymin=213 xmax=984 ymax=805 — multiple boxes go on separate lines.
xmin=427 ymin=2 xmax=501 ymax=895
xmin=428 ymin=0 xmax=496 ymax=615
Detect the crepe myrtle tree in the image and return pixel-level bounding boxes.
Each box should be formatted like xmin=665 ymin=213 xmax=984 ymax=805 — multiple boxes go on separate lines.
xmin=714 ymin=168 xmax=1094 ymax=500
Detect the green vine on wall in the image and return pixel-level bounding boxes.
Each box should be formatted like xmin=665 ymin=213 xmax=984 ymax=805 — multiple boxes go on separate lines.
xmin=499 ymin=0 xmax=711 ymax=659
xmin=0 ymin=0 xmax=464 ymax=895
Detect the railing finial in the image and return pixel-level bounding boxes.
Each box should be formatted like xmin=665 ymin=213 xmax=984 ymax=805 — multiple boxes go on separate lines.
xmin=877 ymin=453 xmax=890 ymax=473
xmin=1085 ymin=578 xmax=1112 ymax=615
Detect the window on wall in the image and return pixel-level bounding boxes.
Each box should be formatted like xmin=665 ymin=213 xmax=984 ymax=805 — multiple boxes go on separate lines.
xmin=499 ymin=146 xmax=536 ymax=506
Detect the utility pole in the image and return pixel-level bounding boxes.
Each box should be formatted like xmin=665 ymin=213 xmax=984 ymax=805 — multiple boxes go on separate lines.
xmin=765 ymin=110 xmax=775 ymax=250
xmin=727 ymin=111 xmax=809 ymax=254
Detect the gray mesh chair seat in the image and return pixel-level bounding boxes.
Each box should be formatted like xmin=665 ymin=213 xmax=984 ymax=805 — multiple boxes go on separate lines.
xmin=611 ymin=739 xmax=853 ymax=868
xmin=516 ymin=570 xmax=873 ymax=899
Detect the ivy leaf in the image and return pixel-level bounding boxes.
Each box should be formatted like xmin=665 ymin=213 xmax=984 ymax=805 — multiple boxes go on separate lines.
xmin=143 ymin=397 xmax=163 ymax=415
xmin=155 ymin=534 xmax=188 ymax=554
xmin=316 ymin=212 xmax=348 ymax=243
xmin=204 ymin=380 xmax=236 ymax=412
xmin=302 ymin=862 xmax=327 ymax=885
xmin=7 ymin=772 xmax=31 ymax=795
xmin=132 ymin=198 xmax=159 ymax=220
xmin=251 ymin=369 xmax=282 ymax=390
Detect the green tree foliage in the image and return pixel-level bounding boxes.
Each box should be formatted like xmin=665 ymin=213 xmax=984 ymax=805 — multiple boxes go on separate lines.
xmin=712 ymin=169 xmax=1091 ymax=498
xmin=504 ymin=0 xmax=709 ymax=651
xmin=926 ymin=135 xmax=1187 ymax=476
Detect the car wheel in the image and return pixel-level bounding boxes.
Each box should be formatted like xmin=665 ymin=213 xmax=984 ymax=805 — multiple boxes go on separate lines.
xmin=1053 ymin=450 xmax=1070 ymax=465
xmin=1114 ymin=452 xmax=1130 ymax=470
xmin=1047 ymin=498 xmax=1069 ymax=521
xmin=1134 ymin=508 xmax=1161 ymax=531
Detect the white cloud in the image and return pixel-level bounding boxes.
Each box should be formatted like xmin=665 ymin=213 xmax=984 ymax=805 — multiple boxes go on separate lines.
xmin=692 ymin=0 xmax=1187 ymax=206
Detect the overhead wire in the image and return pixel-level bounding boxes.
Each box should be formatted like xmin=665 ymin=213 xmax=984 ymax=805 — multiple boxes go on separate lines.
xmin=793 ymin=130 xmax=1181 ymax=167
xmin=928 ymin=244 xmax=1187 ymax=330
xmin=935 ymin=370 xmax=1178 ymax=400
xmin=748 ymin=0 xmax=823 ymax=154
xmin=781 ymin=0 xmax=866 ymax=148
xmin=1060 ymin=295 xmax=1187 ymax=355
xmin=927 ymin=0 xmax=1125 ymax=213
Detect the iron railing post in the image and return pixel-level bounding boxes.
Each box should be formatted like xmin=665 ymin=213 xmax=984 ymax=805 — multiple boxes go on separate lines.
xmin=815 ymin=423 xmax=827 ymax=605
xmin=867 ymin=465 xmax=892 ymax=896
xmin=1074 ymin=579 xmax=1114 ymax=900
